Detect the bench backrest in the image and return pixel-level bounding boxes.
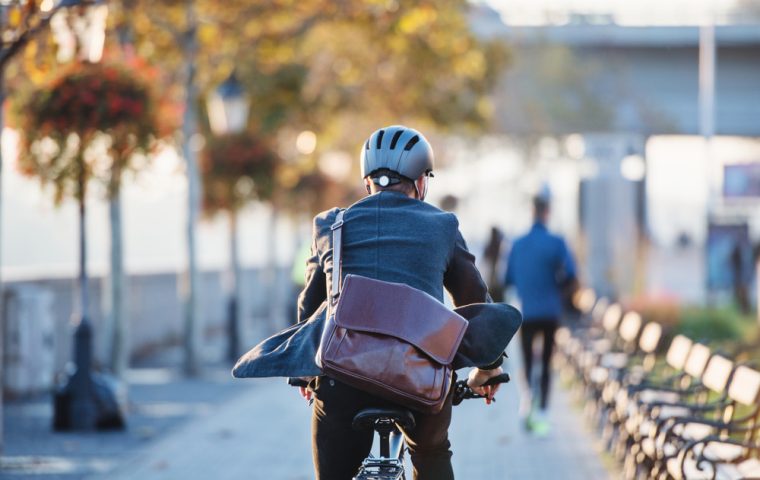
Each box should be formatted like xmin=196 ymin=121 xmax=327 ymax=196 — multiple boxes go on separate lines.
xmin=728 ymin=366 xmax=760 ymax=406
xmin=619 ymin=312 xmax=643 ymax=343
xmin=638 ymin=322 xmax=662 ymax=354
xmin=603 ymin=303 xmax=623 ymax=333
xmin=665 ymin=335 xmax=694 ymax=370
xmin=702 ymin=355 xmax=734 ymax=393
xmin=574 ymin=288 xmax=597 ymax=315
xmin=592 ymin=298 xmax=610 ymax=325
xmin=684 ymin=343 xmax=712 ymax=379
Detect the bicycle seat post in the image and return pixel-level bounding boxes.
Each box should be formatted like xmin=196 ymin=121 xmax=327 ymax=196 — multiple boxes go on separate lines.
xmin=374 ymin=419 xmax=395 ymax=458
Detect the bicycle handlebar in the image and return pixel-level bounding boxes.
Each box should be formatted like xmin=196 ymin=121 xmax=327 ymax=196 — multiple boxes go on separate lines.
xmin=452 ymin=373 xmax=511 ymax=406
xmin=288 ymin=377 xmax=310 ymax=388
xmin=288 ymin=372 xmax=511 ymax=407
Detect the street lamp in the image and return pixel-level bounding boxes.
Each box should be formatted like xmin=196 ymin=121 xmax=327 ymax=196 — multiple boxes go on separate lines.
xmin=48 ymin=0 xmax=125 ymax=431
xmin=206 ymin=72 xmax=250 ymax=362
xmin=208 ymin=72 xmax=249 ymax=136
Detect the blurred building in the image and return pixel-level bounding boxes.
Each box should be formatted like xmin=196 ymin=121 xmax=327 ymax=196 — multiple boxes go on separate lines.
xmin=464 ymin=4 xmax=760 ymax=303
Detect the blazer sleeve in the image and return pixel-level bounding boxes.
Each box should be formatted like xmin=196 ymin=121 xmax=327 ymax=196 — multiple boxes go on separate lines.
xmin=444 ymin=229 xmax=491 ymax=307
xmin=296 ymin=238 xmax=327 ymax=324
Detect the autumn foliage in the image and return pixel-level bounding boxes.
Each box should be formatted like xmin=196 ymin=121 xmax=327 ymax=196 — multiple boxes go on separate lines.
xmin=13 ymin=60 xmax=175 ymax=201
xmin=201 ymin=132 xmax=279 ymax=214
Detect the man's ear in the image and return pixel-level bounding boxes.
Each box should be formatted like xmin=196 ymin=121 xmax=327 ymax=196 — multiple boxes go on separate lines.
xmin=364 ymin=178 xmax=372 ymax=195
xmin=415 ymin=176 xmax=428 ymax=201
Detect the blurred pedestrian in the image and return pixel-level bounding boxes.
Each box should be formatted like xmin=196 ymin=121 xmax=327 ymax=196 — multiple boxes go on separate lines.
xmin=730 ymin=240 xmax=751 ymax=314
xmin=439 ymin=194 xmax=459 ymax=212
xmin=483 ymin=226 xmax=506 ymax=303
xmin=505 ymin=189 xmax=577 ymax=436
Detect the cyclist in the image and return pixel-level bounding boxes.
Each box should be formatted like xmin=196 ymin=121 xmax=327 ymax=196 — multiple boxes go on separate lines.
xmin=297 ymin=125 xmax=505 ymax=480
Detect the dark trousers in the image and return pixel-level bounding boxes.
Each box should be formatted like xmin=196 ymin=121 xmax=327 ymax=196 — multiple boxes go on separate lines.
xmin=311 ymin=376 xmax=454 ymax=480
xmin=519 ymin=318 xmax=558 ymax=410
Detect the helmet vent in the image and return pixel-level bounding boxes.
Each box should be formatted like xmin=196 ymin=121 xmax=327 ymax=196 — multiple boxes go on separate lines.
xmin=389 ymin=130 xmax=404 ymax=149
xmin=376 ymin=130 xmax=385 ymax=149
xmin=403 ymin=135 xmax=419 ymax=151
xmin=365 ymin=140 xmax=370 ymax=150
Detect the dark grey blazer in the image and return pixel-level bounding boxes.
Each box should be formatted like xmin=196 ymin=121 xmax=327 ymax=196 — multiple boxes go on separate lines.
xmin=299 ymin=190 xmax=493 ymax=322
xmin=233 ymin=191 xmax=521 ymax=379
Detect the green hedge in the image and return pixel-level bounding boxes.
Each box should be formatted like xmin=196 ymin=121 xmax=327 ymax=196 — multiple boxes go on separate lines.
xmin=675 ymin=307 xmax=757 ymax=344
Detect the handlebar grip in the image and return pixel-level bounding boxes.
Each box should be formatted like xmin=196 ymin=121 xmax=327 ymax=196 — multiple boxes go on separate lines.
xmin=287 ymin=377 xmax=310 ymax=388
xmin=483 ymin=373 xmax=510 ymax=387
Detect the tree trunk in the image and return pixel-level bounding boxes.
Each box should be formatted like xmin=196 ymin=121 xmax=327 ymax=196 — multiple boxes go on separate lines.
xmin=106 ymin=188 xmax=128 ymax=377
xmin=227 ymin=210 xmax=241 ymax=362
xmin=181 ymin=0 xmax=202 ymax=376
xmin=0 ymin=73 xmax=5 ymax=455
xmin=266 ymin=206 xmax=283 ymax=331
xmin=77 ymin=160 xmax=91 ymax=341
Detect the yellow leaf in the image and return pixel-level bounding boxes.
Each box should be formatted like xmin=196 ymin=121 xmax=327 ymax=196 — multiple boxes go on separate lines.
xmin=198 ymin=24 xmax=217 ymax=45
xmin=8 ymin=8 xmax=22 ymax=29
xmin=398 ymin=6 xmax=437 ymax=35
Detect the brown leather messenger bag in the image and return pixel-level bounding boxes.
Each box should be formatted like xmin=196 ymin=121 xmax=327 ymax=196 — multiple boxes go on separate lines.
xmin=315 ymin=209 xmax=469 ymax=414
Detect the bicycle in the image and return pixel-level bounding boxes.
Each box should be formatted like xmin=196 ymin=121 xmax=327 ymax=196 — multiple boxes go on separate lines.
xmin=350 ymin=373 xmax=511 ymax=480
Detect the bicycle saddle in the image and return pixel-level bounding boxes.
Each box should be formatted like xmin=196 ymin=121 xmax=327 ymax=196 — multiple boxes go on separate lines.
xmin=352 ymin=408 xmax=416 ymax=431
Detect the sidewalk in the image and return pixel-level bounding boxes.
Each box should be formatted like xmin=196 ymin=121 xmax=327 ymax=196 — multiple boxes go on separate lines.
xmin=88 ymin=365 xmax=610 ymax=479
xmin=1 ymin=343 xmax=253 ymax=480
xmin=451 ymin=361 xmax=611 ymax=479
xmin=3 ymin=354 xmax=612 ymax=479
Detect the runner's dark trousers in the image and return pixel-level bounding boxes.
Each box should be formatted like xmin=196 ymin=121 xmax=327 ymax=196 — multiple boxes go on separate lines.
xmin=520 ymin=317 xmax=559 ymax=410
xmin=311 ymin=376 xmax=454 ymax=480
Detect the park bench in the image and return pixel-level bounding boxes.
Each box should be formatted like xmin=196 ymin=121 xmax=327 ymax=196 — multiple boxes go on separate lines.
xmin=622 ymin=341 xmax=713 ymax=447
xmin=554 ymin=290 xmax=760 ymax=480
xmin=611 ymin=338 xmax=713 ymax=475
xmin=636 ymin=353 xmax=736 ymax=478
xmin=584 ymin=313 xmax=659 ymax=419
xmin=556 ymin=299 xmax=620 ymax=395
xmin=566 ymin=302 xmax=623 ymax=382
xmin=608 ymin=334 xmax=696 ymax=459
xmin=589 ymin=320 xmax=663 ymax=447
xmin=579 ymin=310 xmax=645 ymax=419
xmin=663 ymin=364 xmax=760 ymax=480
xmin=554 ymin=288 xmax=598 ymax=364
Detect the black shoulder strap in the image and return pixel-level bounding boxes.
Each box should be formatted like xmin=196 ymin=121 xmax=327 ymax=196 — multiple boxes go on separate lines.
xmin=330 ymin=209 xmax=346 ymax=305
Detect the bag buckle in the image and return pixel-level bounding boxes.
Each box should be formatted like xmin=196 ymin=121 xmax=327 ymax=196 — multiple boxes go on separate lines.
xmin=330 ymin=219 xmax=343 ymax=231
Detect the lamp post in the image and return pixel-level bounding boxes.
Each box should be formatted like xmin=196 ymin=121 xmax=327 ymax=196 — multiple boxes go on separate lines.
xmin=53 ymin=0 xmax=127 ymax=380
xmin=206 ymin=72 xmax=250 ymax=362
xmin=47 ymin=0 xmax=125 ymax=431
xmin=208 ymin=72 xmax=250 ymax=136
xmin=0 ymin=0 xmax=91 ymax=451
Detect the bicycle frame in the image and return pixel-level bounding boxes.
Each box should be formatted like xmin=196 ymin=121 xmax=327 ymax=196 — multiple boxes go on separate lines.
xmin=354 ymin=419 xmax=407 ymax=480
xmin=352 ymin=373 xmax=510 ymax=480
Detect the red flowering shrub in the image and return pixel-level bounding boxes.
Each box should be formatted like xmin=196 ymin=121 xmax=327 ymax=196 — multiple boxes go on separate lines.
xmin=201 ymin=132 xmax=278 ymax=214
xmin=12 ymin=60 xmax=173 ymax=201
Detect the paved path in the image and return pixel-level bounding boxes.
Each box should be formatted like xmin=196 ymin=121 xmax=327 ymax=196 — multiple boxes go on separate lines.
xmin=89 ymin=364 xmax=611 ymax=479
xmin=1 ymin=366 xmax=251 ymax=480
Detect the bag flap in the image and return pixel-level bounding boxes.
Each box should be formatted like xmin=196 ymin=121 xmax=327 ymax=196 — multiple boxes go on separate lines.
xmin=333 ymin=274 xmax=468 ymax=364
